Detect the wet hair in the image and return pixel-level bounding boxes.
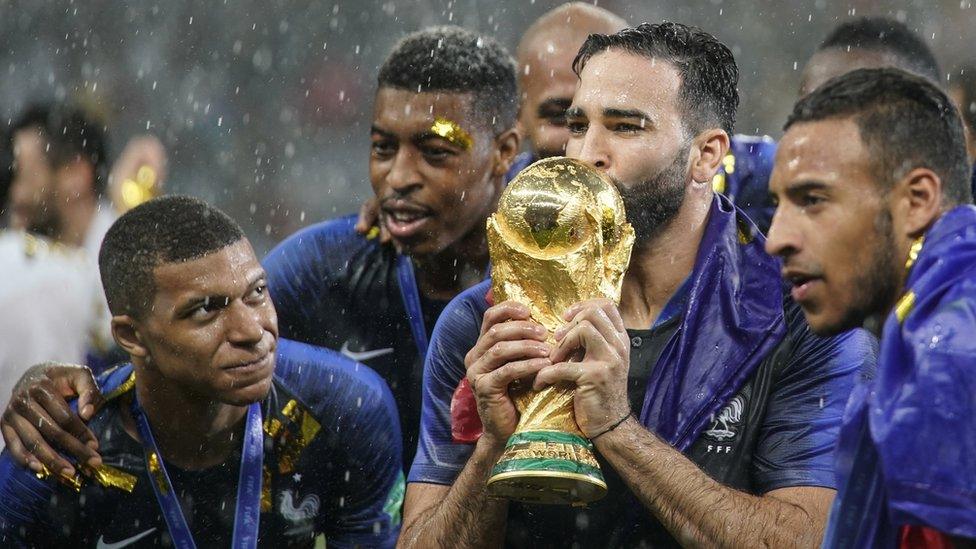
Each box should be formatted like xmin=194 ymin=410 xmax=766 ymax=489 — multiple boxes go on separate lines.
xmin=9 ymin=104 xmax=109 ymax=196
xmin=818 ymin=17 xmax=941 ymax=85
xmin=377 ymin=26 xmax=518 ymax=134
xmin=573 ymin=21 xmax=739 ymax=135
xmin=787 ymin=68 xmax=971 ymax=205
xmin=99 ymin=195 xmax=246 ymax=318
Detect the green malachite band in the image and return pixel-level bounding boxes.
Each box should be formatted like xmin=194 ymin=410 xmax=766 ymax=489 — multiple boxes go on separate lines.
xmin=506 ymin=430 xmax=593 ymax=448
xmin=490 ymin=458 xmax=603 ymax=479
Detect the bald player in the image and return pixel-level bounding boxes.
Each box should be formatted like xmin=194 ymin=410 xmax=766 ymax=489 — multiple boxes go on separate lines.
xmin=514 ymin=3 xmax=627 ymax=161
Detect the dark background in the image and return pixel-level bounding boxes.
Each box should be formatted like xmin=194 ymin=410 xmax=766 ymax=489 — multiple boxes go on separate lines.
xmin=2 ymin=0 xmax=971 ymax=253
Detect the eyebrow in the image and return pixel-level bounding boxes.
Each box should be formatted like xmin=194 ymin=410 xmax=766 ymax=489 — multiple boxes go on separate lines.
xmin=370 ymin=125 xmax=394 ymax=139
xmin=603 ymin=108 xmax=653 ymax=122
xmin=785 ymin=180 xmax=830 ymax=194
xmin=565 ymin=106 xmax=585 ymax=119
xmin=537 ymin=98 xmax=572 ymax=116
xmin=175 ymin=270 xmax=267 ymax=316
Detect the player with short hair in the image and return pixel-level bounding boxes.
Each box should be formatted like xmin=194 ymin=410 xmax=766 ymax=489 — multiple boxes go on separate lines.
xmin=0 ymin=196 xmax=402 ymax=547
xmin=401 ymin=22 xmax=875 ymax=548
xmin=767 ymin=67 xmax=975 ymax=547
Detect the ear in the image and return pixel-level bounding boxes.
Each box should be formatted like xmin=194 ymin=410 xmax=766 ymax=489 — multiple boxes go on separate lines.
xmin=56 ymin=159 xmax=96 ymax=198
xmin=491 ymin=127 xmax=522 ymax=178
xmin=111 ymin=315 xmax=150 ymax=362
xmin=689 ymin=129 xmax=730 ymax=184
xmin=896 ymin=167 xmax=943 ymax=237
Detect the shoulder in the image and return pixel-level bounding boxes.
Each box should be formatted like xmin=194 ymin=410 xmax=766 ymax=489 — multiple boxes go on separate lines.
xmin=428 ymin=279 xmax=491 ymax=362
xmin=273 ymin=339 xmax=398 ymax=425
xmin=264 ymin=214 xmax=379 ymax=268
xmin=780 ymin=299 xmax=877 ymax=381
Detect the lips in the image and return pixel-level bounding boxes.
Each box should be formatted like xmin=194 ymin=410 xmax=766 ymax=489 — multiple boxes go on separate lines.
xmin=223 ymin=352 xmax=273 ymax=375
xmin=381 ymin=200 xmax=434 ymax=240
xmin=783 ymin=269 xmax=823 ymax=304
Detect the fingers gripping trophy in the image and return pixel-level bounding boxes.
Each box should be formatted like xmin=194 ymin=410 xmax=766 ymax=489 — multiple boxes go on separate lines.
xmin=485 ymin=157 xmax=634 ymax=505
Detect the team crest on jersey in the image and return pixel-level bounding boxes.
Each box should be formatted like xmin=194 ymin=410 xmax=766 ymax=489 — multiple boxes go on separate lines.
xmin=279 ymin=489 xmax=320 ymax=536
xmin=703 ymin=395 xmax=745 ymax=442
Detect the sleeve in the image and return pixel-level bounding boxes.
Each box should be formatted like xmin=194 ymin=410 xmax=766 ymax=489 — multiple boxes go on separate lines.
xmin=406 ymin=281 xmax=488 ymax=485
xmin=752 ymin=311 xmax=878 ymax=494
xmin=278 ymin=340 xmax=403 ymax=549
xmin=262 ymin=220 xmax=346 ymax=342
xmin=878 ymin=289 xmax=976 ymax=539
xmin=0 ymin=451 xmax=61 ymax=547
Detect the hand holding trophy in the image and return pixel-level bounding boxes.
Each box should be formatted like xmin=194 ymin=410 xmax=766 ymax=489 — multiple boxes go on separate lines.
xmin=485 ymin=157 xmax=634 ymax=505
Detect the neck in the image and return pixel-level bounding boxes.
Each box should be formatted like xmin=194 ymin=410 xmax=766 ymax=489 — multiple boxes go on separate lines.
xmin=54 ymin=194 xmax=97 ymax=248
xmin=619 ymin=191 xmax=712 ymax=329
xmin=130 ymin=371 xmax=249 ymax=471
xmin=414 ymin=222 xmax=490 ymax=302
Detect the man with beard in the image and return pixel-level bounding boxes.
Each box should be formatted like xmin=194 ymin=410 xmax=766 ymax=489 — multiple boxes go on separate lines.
xmin=766 ymin=68 xmax=976 ymax=547
xmin=399 ymin=23 xmax=875 ymax=548
xmin=0 ymin=26 xmax=519 ymax=475
xmin=509 ymin=3 xmax=777 ymax=232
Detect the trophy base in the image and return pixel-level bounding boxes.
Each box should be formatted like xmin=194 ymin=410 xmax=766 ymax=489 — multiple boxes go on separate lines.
xmin=486 ymin=430 xmax=607 ymax=506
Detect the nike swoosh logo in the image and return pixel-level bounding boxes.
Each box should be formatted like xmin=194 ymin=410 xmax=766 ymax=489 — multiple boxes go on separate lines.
xmin=340 ymin=341 xmax=394 ymax=362
xmin=96 ymin=527 xmax=157 ymax=549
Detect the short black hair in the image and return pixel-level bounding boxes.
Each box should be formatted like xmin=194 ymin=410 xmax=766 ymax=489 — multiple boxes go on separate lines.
xmin=573 ymin=22 xmax=739 ymax=135
xmin=786 ymin=68 xmax=971 ymax=205
xmin=99 ymin=195 xmax=246 ymax=318
xmin=9 ymin=104 xmax=109 ymax=196
xmin=377 ymin=26 xmax=518 ymax=134
xmin=818 ymin=17 xmax=941 ymax=85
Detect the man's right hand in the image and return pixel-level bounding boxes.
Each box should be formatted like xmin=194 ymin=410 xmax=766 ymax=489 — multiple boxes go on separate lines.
xmin=1 ymin=363 xmax=105 ymax=477
xmin=464 ymin=301 xmax=550 ymax=447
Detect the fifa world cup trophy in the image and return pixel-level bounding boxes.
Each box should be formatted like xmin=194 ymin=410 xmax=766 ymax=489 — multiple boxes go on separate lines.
xmin=485 ymin=157 xmax=634 ymax=505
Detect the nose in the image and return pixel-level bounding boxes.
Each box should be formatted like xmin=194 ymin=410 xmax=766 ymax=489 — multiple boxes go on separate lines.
xmin=764 ymin=205 xmax=800 ymax=258
xmin=574 ymin=126 xmax=610 ymax=171
xmin=385 ymin=147 xmax=423 ymax=195
xmin=226 ymin=300 xmax=266 ymax=347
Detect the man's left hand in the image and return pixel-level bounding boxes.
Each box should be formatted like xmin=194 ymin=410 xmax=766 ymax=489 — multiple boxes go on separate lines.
xmin=533 ymin=298 xmax=631 ymax=438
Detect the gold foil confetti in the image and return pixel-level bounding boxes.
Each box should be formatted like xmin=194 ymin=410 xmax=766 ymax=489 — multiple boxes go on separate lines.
xmin=86 ymin=464 xmax=137 ymax=493
xmin=430 ymin=117 xmax=473 ymax=150
xmin=148 ymin=452 xmax=170 ymax=494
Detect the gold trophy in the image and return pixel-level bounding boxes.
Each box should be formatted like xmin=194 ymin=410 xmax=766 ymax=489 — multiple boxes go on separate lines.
xmin=485 ymin=157 xmax=634 ymax=505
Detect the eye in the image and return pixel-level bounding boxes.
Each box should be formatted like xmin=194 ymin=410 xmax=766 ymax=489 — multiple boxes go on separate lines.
xmin=612 ymin=122 xmax=643 ymax=133
xmin=371 ymin=139 xmax=396 ymax=157
xmin=248 ymin=284 xmax=268 ymax=301
xmin=421 ymin=145 xmax=452 ymax=162
xmin=567 ymin=121 xmax=587 ymax=135
xmin=800 ymin=194 xmax=826 ymax=208
xmin=190 ymin=296 xmax=229 ymax=320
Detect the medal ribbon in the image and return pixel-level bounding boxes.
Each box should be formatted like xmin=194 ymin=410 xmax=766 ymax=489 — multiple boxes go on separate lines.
xmin=396 ymin=254 xmax=429 ymax=359
xmin=130 ymin=395 xmax=264 ymax=549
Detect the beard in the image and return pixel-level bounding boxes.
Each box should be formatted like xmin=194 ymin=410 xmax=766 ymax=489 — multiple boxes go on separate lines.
xmin=830 ymin=207 xmax=902 ymax=335
xmin=613 ymin=146 xmax=689 ymax=243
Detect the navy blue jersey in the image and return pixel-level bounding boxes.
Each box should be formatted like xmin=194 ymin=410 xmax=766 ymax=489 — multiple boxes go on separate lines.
xmin=410 ymin=197 xmax=876 ymax=547
xmin=263 ymin=215 xmax=449 ymax=466
xmin=0 ymin=339 xmax=403 ymax=548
